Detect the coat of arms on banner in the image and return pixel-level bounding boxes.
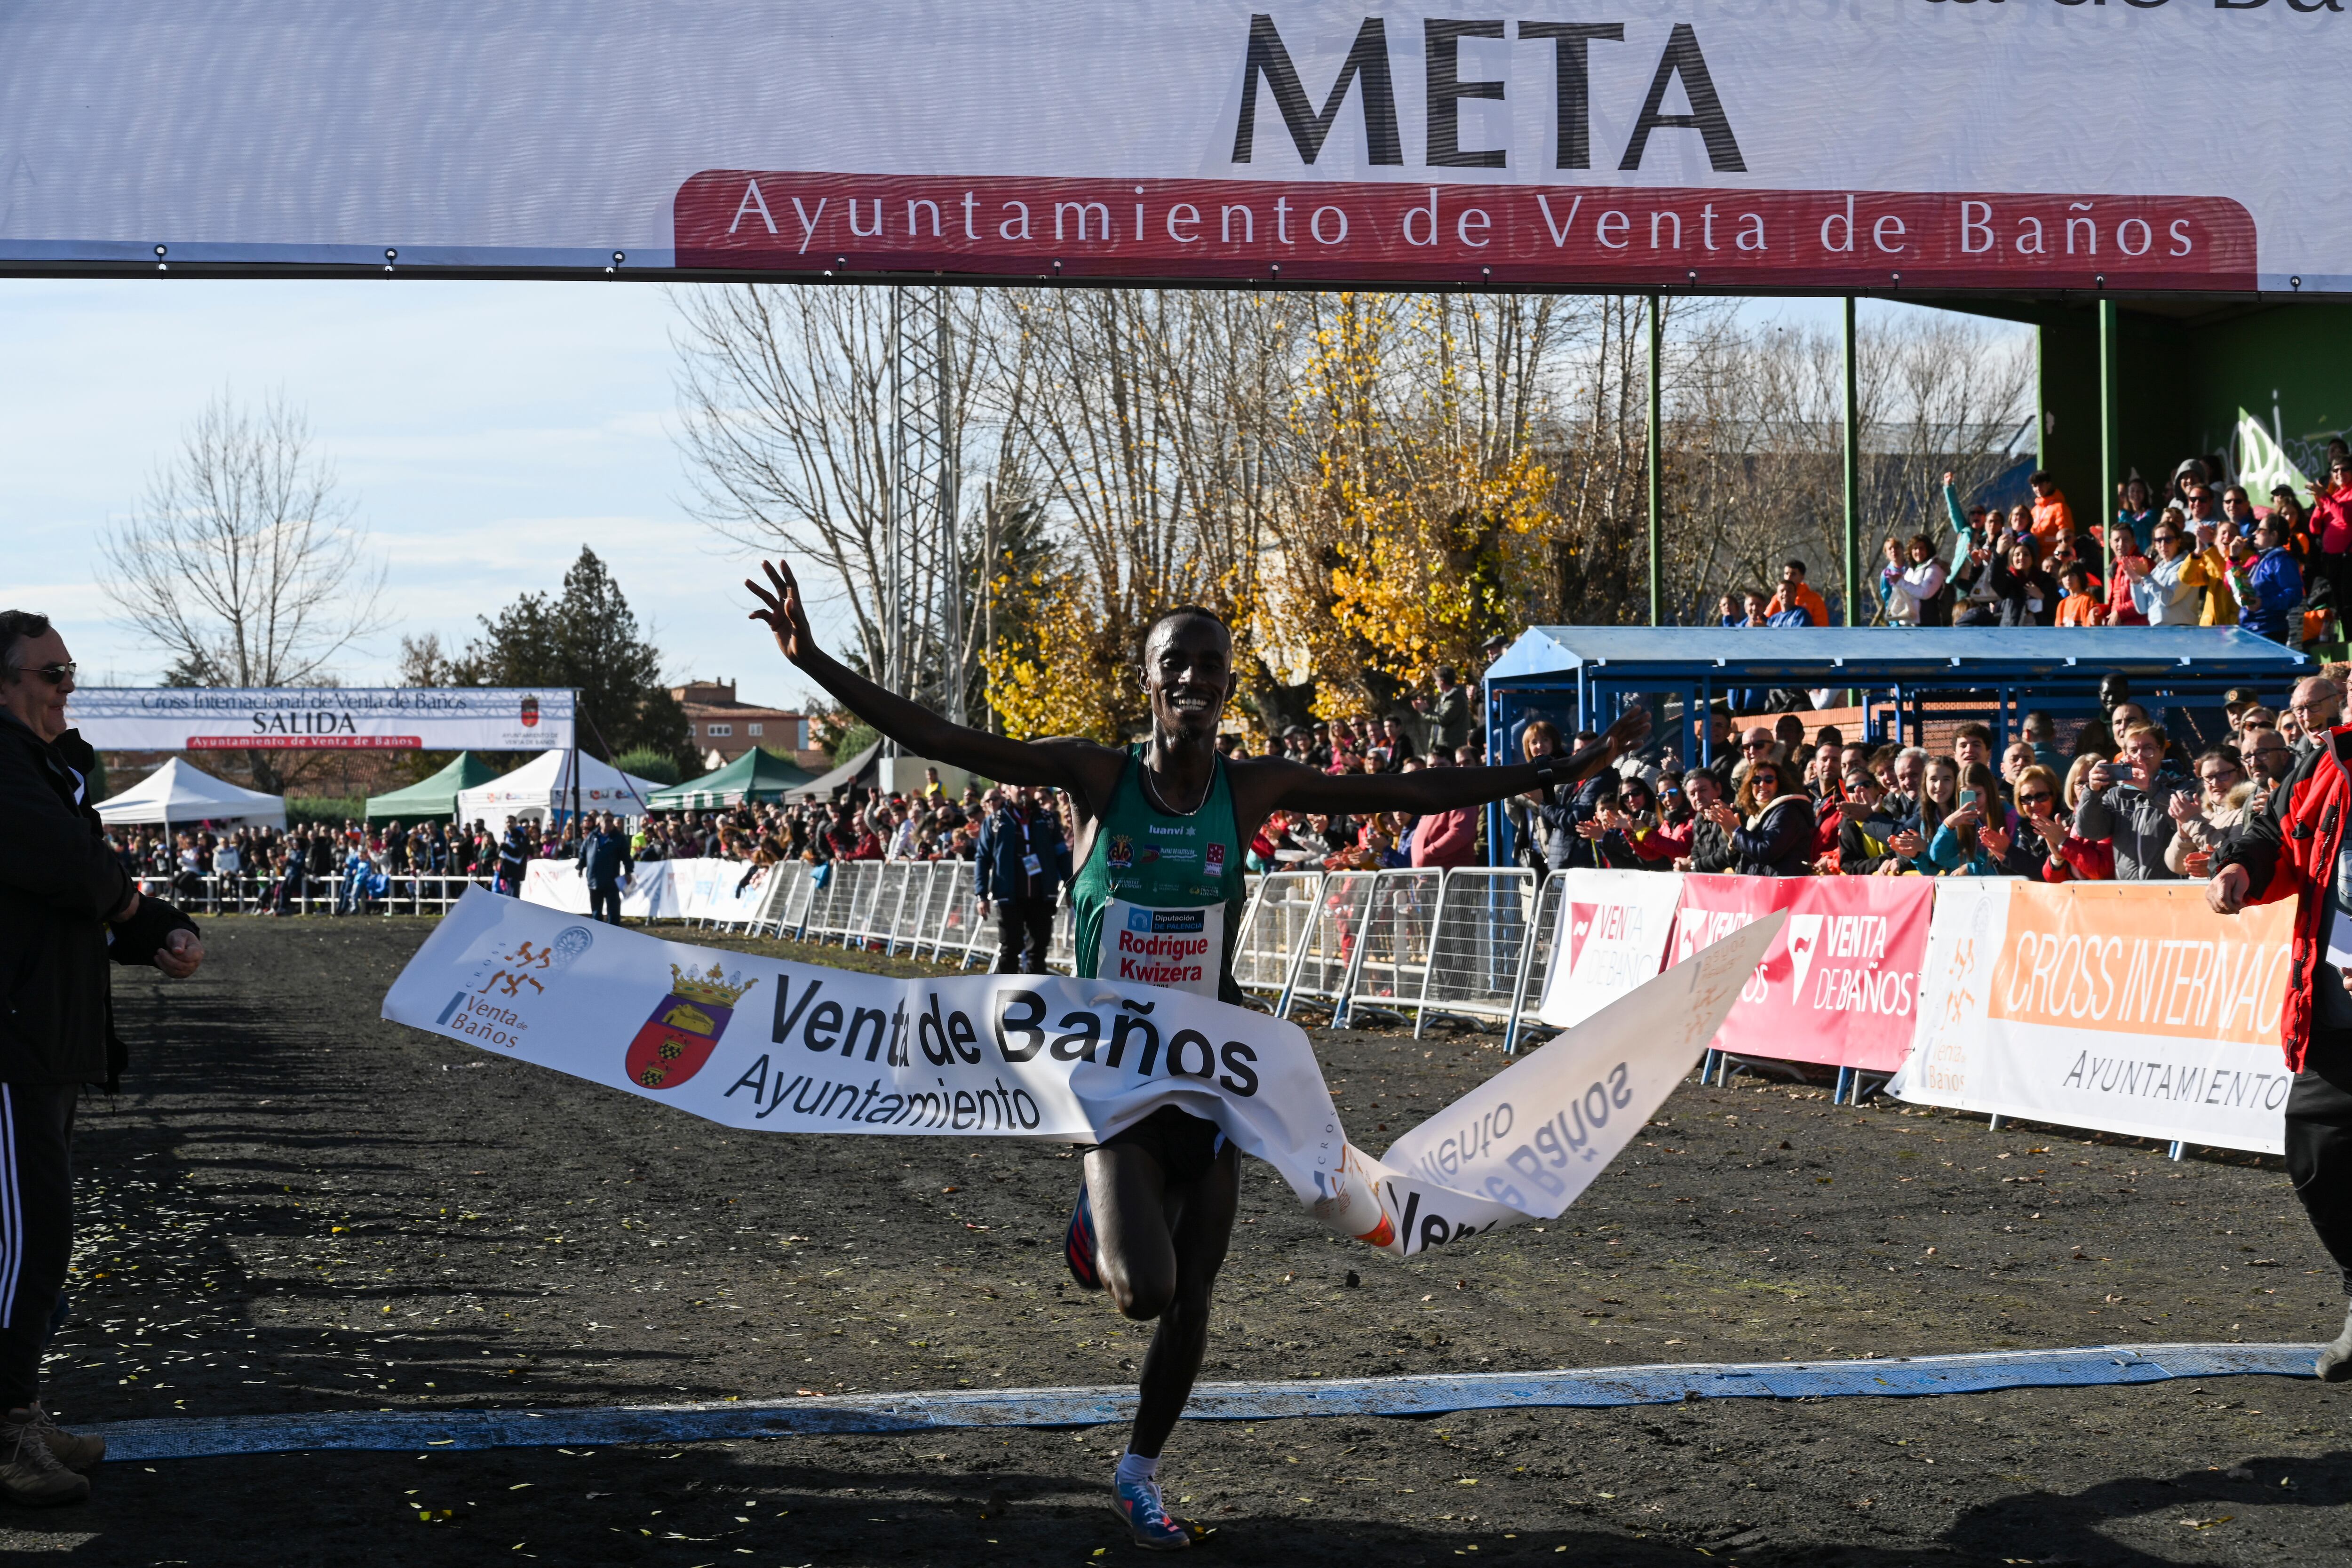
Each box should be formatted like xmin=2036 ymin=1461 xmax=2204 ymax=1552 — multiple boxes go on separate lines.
xmin=625 ymin=962 xmax=758 ymax=1090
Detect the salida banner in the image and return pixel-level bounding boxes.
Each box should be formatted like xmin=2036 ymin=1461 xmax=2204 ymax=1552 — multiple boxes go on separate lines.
xmin=0 ymin=2 xmax=2332 ymax=290
xmin=69 ymin=688 xmax=575 ymax=752
xmin=1669 ymin=874 xmax=1937 ymax=1074
xmin=1891 ymin=880 xmax=2294 ymax=1156
xmin=382 ymin=887 xmax=1777 ymax=1258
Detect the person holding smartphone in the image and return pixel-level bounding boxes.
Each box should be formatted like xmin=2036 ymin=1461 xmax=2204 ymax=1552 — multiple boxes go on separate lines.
xmin=2074 ymin=721 xmax=2191 ymax=880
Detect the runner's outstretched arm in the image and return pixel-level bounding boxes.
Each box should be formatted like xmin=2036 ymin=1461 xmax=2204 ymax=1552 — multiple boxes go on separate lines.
xmin=1243 ymin=706 xmax=1651 ymax=817
xmin=747 ymin=558 xmax=1114 ymax=794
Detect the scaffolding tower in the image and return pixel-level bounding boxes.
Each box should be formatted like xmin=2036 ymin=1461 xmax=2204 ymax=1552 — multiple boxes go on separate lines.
xmin=884 ymin=286 xmax=965 ymax=731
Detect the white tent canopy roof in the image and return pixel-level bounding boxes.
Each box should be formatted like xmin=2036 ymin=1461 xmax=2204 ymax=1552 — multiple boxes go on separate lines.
xmin=454 ymin=748 xmax=664 ymax=824
xmin=94 ymin=756 xmax=287 ymax=828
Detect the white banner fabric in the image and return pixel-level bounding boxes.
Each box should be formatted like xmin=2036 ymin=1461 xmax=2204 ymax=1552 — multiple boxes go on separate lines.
xmin=519 ymin=857 xmax=774 ymax=924
xmin=1535 ymin=869 xmax=1685 ymax=1028
xmin=383 ymin=887 xmax=1779 ymax=1258
xmin=0 ymin=3 xmax=2336 ymax=291
xmin=1890 ymin=880 xmax=2295 ymax=1157
xmin=68 ymin=687 xmax=574 ymax=752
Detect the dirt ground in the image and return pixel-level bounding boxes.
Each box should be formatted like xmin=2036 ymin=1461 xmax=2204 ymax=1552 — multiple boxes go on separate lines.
xmin=4 ymin=915 xmax=2348 ymax=1567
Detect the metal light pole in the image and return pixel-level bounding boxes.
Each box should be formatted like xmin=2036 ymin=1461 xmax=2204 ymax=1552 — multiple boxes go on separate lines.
xmin=1842 ymin=297 xmax=1861 ymax=626
xmin=1645 ymin=293 xmax=1662 ymax=627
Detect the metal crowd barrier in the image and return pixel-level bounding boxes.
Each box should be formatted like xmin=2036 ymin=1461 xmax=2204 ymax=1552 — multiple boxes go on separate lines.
xmin=134 ymin=870 xmax=492 ymax=916
xmin=1414 ymin=867 xmax=1539 ymax=1035
xmin=1232 ymin=870 xmax=1325 ymax=1004
xmin=1279 ymin=870 xmax=1380 ymax=1022
xmin=1225 ymin=865 xmax=1561 ymax=1046
xmin=1342 ymin=868 xmax=1443 ymax=1028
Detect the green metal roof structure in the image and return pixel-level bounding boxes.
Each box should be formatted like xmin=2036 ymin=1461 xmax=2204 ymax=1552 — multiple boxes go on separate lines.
xmin=645 ymin=748 xmax=818 ymax=810
xmin=363 ymin=752 xmax=501 ymax=822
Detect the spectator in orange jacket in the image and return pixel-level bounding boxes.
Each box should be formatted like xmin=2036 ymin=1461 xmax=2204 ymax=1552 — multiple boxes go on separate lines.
xmin=2054 ymin=562 xmax=2106 ymax=625
xmin=2029 ymin=470 xmax=2075 ymax=553
xmin=1764 ymin=559 xmax=1830 ymax=628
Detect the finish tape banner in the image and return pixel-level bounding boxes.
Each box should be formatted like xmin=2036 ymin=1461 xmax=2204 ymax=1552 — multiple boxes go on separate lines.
xmin=1891 ymin=880 xmax=2295 ymax=1156
xmin=68 ymin=688 xmax=575 ymax=752
xmin=384 ymin=887 xmax=1776 ymax=1258
xmin=1669 ymin=874 xmax=1936 ymax=1074
xmin=0 ymin=2 xmax=2333 ymax=290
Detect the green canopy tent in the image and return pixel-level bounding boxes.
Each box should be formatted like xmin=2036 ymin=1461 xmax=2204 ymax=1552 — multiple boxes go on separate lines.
xmin=645 ymin=748 xmax=818 ymax=811
xmin=364 ymin=752 xmax=501 ymax=822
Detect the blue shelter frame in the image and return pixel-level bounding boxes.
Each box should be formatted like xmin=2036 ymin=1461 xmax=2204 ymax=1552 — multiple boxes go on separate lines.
xmin=1481 ymin=627 xmax=2312 ymax=866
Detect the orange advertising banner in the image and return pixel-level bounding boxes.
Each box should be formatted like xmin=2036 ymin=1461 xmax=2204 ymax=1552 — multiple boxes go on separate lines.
xmin=1984 ymin=883 xmax=2292 ymax=1049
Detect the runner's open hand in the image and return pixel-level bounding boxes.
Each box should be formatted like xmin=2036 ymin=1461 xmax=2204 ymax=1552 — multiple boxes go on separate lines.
xmin=746 ymin=559 xmax=818 ymax=664
xmin=1601 ymin=705 xmax=1652 ymax=759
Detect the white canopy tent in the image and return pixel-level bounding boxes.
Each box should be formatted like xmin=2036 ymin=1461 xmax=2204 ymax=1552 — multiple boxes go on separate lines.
xmin=94 ymin=757 xmax=287 ymax=829
xmin=454 ymin=748 xmax=664 ymax=826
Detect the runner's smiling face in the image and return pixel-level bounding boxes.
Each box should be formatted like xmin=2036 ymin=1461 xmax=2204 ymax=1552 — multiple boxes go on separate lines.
xmin=1143 ymin=614 xmax=1235 ymax=745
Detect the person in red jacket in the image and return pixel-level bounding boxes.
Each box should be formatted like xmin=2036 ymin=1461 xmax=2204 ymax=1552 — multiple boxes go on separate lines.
xmin=2209 ymin=726 xmax=2352 ymax=1379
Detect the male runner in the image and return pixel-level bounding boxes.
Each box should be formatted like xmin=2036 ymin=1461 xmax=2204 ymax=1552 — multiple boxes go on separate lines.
xmin=747 ymin=559 xmax=1645 ymax=1549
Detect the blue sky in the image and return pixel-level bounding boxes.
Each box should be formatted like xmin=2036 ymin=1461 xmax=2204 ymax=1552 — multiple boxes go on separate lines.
xmin=3 ymin=279 xmax=1972 ymax=713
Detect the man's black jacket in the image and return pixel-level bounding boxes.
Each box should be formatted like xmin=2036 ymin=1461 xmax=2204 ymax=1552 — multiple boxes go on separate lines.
xmin=0 ymin=711 xmax=197 ymax=1086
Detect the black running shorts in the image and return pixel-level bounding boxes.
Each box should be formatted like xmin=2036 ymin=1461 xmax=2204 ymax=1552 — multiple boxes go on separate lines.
xmin=1094 ymin=1105 xmax=1228 ymax=1186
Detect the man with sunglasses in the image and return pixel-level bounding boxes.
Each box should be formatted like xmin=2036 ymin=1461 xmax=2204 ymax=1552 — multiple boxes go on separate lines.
xmin=2292 ymin=679 xmax=2344 ymax=761
xmin=0 ymin=610 xmax=204 ymax=1505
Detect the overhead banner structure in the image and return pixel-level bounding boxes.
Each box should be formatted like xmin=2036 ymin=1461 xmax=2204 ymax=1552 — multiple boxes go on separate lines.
xmin=382 ymin=887 xmax=1778 ymax=1258
xmin=69 ymin=688 xmax=575 ymax=752
xmin=0 ymin=3 xmax=2333 ymax=291
xmin=1891 ymin=880 xmax=2294 ymax=1157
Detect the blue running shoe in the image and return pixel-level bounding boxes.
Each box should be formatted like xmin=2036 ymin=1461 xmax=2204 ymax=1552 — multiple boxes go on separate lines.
xmin=1110 ymin=1472 xmax=1195 ymax=1551
xmin=1065 ymin=1179 xmax=1103 ymax=1292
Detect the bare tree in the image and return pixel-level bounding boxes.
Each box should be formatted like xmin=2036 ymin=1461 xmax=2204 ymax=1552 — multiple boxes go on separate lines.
xmin=672 ymin=283 xmax=993 ymax=709
xmin=100 ymin=390 xmax=386 ymax=787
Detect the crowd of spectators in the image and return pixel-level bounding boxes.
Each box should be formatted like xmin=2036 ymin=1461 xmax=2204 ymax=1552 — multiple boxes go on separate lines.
xmin=1502 ymin=673 xmax=2337 ymax=882
xmin=1704 ymin=452 xmax=2352 ymax=653
xmin=110 ymin=630 xmax=2339 ymax=911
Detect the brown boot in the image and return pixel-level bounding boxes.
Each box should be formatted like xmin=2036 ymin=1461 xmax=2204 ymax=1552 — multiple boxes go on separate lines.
xmin=17 ymin=1405 xmax=102 ymax=1472
xmin=0 ymin=1409 xmax=91 ymax=1506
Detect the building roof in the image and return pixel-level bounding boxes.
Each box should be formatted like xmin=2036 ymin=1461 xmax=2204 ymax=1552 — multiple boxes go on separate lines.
xmin=1486 ymin=626 xmax=2311 ymax=686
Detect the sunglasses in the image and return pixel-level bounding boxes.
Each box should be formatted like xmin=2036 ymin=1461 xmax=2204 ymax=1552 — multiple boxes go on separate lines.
xmin=2016 ymin=790 xmax=2054 ymax=804
xmin=20 ymin=661 xmax=74 ymax=686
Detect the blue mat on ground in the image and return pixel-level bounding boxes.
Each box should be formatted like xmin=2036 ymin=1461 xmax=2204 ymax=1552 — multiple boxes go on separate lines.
xmin=87 ymin=1342 xmax=2318 ymax=1463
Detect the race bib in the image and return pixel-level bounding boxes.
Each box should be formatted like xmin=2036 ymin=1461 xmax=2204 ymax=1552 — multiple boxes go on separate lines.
xmin=1099 ymin=898 xmax=1224 ymax=996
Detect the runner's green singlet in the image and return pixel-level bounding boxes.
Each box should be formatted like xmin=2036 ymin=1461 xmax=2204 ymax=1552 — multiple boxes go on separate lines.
xmin=1071 ymin=745 xmax=1250 ymax=1004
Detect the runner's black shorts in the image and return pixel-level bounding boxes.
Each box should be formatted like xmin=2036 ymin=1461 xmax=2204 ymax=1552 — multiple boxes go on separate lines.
xmin=1092 ymin=1105 xmax=1229 ymax=1185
